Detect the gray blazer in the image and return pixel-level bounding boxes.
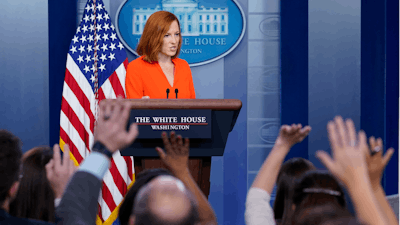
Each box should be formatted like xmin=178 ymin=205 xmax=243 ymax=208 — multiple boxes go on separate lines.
xmin=56 ymin=171 xmax=102 ymax=225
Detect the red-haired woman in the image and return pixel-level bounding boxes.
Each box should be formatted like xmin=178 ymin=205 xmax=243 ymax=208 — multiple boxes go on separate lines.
xmin=125 ymin=11 xmax=196 ymax=99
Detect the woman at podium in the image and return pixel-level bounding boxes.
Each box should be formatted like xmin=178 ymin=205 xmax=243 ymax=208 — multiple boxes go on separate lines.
xmin=125 ymin=11 xmax=196 ymax=99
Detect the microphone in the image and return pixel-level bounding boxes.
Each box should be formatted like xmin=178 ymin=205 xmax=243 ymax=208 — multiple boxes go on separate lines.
xmin=175 ymin=88 xmax=179 ymax=99
xmin=166 ymin=88 xmax=170 ymax=99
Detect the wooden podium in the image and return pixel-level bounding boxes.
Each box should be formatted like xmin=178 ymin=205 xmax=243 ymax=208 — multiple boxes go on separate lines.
xmin=121 ymin=99 xmax=242 ymax=197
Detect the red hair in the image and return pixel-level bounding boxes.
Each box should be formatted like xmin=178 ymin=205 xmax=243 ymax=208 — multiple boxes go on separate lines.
xmin=136 ymin=11 xmax=182 ymax=63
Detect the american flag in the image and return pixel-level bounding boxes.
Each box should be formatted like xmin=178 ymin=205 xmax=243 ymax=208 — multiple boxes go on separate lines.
xmin=59 ymin=0 xmax=133 ymax=224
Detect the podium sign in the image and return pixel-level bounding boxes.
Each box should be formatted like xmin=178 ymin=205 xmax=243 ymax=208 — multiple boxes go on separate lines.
xmin=121 ymin=99 xmax=241 ymax=157
xmin=130 ymin=109 xmax=212 ymax=139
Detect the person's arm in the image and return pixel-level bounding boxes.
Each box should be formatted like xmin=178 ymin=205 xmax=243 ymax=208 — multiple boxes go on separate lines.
xmin=316 ymin=117 xmax=387 ymax=225
xmin=245 ymin=124 xmax=310 ymax=225
xmin=365 ymin=137 xmax=397 ymax=225
xmin=56 ymin=98 xmax=138 ymax=225
xmin=125 ymin=62 xmax=144 ymax=99
xmin=155 ymin=132 xmax=216 ymax=225
xmin=251 ymin=124 xmax=311 ymax=194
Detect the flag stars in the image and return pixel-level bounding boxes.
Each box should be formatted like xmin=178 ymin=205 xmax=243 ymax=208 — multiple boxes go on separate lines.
xmin=96 ymin=3 xmax=103 ymax=11
xmin=97 ymin=13 xmax=103 ymax=22
xmin=92 ymin=54 xmax=99 ymax=62
xmin=70 ymin=46 xmax=77 ymax=54
xmin=104 ymin=13 xmax=110 ymax=21
xmin=100 ymin=54 xmax=107 ymax=62
xmin=85 ymin=55 xmax=91 ymax=63
xmin=84 ymin=65 xmax=90 ymax=73
xmin=78 ymin=45 xmax=85 ymax=53
xmin=108 ymin=53 xmax=115 ymax=61
xmin=102 ymin=33 xmax=109 ymax=41
xmin=90 ymin=74 xmax=96 ymax=83
xmin=94 ymin=45 xmax=100 ymax=52
xmin=101 ymin=43 xmax=108 ymax=51
xmin=110 ymin=33 xmax=117 ymax=41
xmin=94 ymin=34 xmax=101 ymax=42
xmin=76 ymin=26 xmax=81 ymax=33
xmin=99 ymin=64 xmax=106 ymax=72
xmin=90 ymin=14 xmax=96 ymax=22
xmin=72 ymin=35 xmax=79 ymax=44
xmin=80 ymin=35 xmax=87 ymax=43
xmin=89 ymin=24 xmax=95 ymax=32
xmin=85 ymin=4 xmax=91 ymax=12
xmin=88 ymin=34 xmax=94 ymax=42
xmin=109 ymin=43 xmax=116 ymax=51
xmin=96 ymin=24 xmax=102 ymax=32
xmin=83 ymin=15 xmax=90 ymax=23
xmin=77 ymin=55 xmax=84 ymax=63
xmin=91 ymin=64 xmax=96 ymax=72
xmin=103 ymin=23 xmax=110 ymax=31
xmin=117 ymin=42 xmax=124 ymax=50
xmin=111 ymin=24 xmax=115 ymax=31
xmin=87 ymin=45 xmax=93 ymax=52
xmin=82 ymin=25 xmax=88 ymax=33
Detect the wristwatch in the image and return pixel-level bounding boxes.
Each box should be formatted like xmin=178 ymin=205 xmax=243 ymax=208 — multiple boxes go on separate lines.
xmin=92 ymin=141 xmax=113 ymax=159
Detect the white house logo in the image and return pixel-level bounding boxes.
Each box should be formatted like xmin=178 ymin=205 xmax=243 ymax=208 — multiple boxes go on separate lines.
xmin=259 ymin=16 xmax=279 ymax=40
xmin=262 ymin=67 xmax=280 ymax=92
xmin=259 ymin=122 xmax=279 ymax=143
xmin=116 ymin=0 xmax=246 ymax=66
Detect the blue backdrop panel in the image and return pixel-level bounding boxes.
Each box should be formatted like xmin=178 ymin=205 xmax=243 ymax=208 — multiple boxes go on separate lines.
xmin=223 ymin=0 xmax=248 ymax=223
xmin=49 ymin=0 xmax=77 ymax=147
xmin=384 ymin=0 xmax=399 ymax=196
xmin=280 ymin=0 xmax=309 ymax=160
xmin=361 ymin=0 xmax=399 ymax=195
xmin=308 ymin=0 xmax=361 ymax=169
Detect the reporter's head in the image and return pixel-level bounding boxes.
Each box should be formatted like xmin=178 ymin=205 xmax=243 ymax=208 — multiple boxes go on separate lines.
xmin=9 ymin=146 xmax=55 ymax=222
xmin=274 ymin=158 xmax=316 ymax=221
xmin=0 ymin=130 xmax=22 ymax=211
xmin=130 ymin=175 xmax=198 ymax=225
xmin=284 ymin=171 xmax=347 ymax=225
xmin=119 ymin=168 xmax=173 ymax=225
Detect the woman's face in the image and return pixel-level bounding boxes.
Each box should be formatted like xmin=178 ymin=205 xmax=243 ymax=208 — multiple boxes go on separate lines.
xmin=160 ymin=20 xmax=180 ymax=58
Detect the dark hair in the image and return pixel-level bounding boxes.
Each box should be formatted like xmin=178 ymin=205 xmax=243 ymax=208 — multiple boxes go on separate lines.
xmin=273 ymin=158 xmax=316 ymax=223
xmin=136 ymin=11 xmax=182 ymax=63
xmin=0 ymin=130 xmax=22 ymax=206
xmin=291 ymin=203 xmax=352 ymax=225
xmin=118 ymin=168 xmax=173 ymax=225
xmin=284 ymin=171 xmax=347 ymax=225
xmin=133 ymin=181 xmax=199 ymax=225
xmin=9 ymin=146 xmax=55 ymax=222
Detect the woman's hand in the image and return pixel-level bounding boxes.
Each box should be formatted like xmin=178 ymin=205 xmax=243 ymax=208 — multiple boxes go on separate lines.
xmin=275 ymin=124 xmax=311 ymax=150
xmin=364 ymin=136 xmax=394 ymax=190
xmin=316 ymin=117 xmax=369 ymax=188
xmin=156 ymin=131 xmax=189 ymax=175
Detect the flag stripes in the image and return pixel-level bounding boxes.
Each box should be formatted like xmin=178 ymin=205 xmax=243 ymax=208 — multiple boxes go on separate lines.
xmin=60 ymin=0 xmax=133 ymax=223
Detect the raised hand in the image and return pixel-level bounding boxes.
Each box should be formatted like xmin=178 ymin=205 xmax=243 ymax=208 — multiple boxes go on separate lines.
xmin=45 ymin=144 xmax=77 ymax=199
xmin=316 ymin=116 xmax=388 ymax=225
xmin=155 ymin=131 xmax=189 ymax=175
xmin=364 ymin=137 xmax=394 ymax=189
xmin=275 ymin=124 xmax=312 ymax=150
xmin=94 ymin=98 xmax=139 ymax=152
xmin=316 ymin=117 xmax=369 ymax=187
xmin=156 ymin=132 xmax=218 ymax=225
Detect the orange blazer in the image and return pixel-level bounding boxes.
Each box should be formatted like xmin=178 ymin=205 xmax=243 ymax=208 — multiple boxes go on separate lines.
xmin=125 ymin=56 xmax=196 ymax=99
